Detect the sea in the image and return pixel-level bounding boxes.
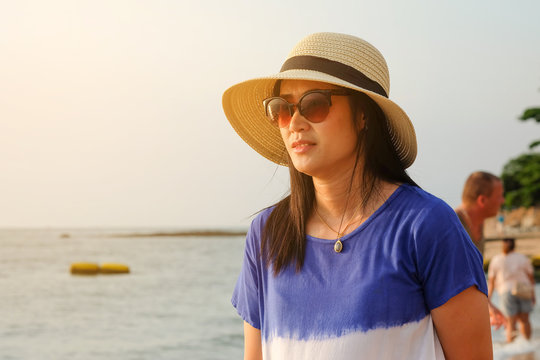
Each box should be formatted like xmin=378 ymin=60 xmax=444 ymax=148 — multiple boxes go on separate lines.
xmin=1 ymin=228 xmax=540 ymax=360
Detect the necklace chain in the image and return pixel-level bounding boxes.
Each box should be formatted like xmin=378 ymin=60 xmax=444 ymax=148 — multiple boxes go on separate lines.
xmin=315 ymin=200 xmax=366 ymax=254
xmin=315 ymin=207 xmax=348 ymax=238
xmin=315 ymin=155 xmax=363 ymax=252
xmin=314 ymin=201 xmax=364 ymax=240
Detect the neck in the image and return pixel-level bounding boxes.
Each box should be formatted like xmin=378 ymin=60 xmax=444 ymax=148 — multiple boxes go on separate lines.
xmin=311 ymin=169 xmax=399 ymax=237
xmin=456 ymin=202 xmax=487 ymax=243
xmin=458 ymin=203 xmax=486 ymax=229
xmin=313 ymin=165 xmax=363 ymax=221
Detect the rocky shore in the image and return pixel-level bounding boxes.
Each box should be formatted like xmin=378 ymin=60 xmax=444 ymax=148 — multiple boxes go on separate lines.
xmin=484 ymin=207 xmax=540 ymax=260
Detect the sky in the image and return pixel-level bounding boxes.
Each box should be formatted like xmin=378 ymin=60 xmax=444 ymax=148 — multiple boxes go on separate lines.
xmin=1 ymin=0 xmax=539 ymax=229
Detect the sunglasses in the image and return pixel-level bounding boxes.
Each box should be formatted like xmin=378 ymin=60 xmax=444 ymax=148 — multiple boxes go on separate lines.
xmin=263 ymin=89 xmax=351 ymax=128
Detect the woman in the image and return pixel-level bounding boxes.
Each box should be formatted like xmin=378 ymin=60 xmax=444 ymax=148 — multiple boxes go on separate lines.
xmin=488 ymin=238 xmax=535 ymax=342
xmin=223 ymin=33 xmax=492 ymax=359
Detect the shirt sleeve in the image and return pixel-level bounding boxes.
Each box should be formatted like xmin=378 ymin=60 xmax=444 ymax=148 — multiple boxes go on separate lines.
xmin=413 ymin=200 xmax=488 ymax=311
xmin=231 ymin=211 xmax=266 ymax=330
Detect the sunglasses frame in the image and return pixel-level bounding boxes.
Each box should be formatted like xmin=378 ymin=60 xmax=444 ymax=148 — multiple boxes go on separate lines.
xmin=263 ymin=89 xmax=351 ymax=127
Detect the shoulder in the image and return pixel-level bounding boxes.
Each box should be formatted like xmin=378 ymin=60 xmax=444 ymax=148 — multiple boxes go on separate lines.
xmin=513 ymin=252 xmax=530 ymax=263
xmin=251 ymin=206 xmax=274 ymax=229
xmin=491 ymin=253 xmax=504 ymax=261
xmin=394 ymin=184 xmax=462 ymax=231
xmin=391 ymin=186 xmax=481 ymax=267
xmin=506 ymin=252 xmax=522 ymax=259
xmin=454 ymin=207 xmax=469 ymax=228
xmin=246 ymin=206 xmax=274 ymax=239
xmin=396 ymin=184 xmax=455 ymax=212
xmin=489 ymin=254 xmax=504 ymax=267
xmin=243 ymin=207 xmax=274 ymax=255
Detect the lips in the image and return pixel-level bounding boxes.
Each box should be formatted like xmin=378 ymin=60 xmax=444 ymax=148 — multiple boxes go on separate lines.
xmin=291 ymin=140 xmax=315 ymax=153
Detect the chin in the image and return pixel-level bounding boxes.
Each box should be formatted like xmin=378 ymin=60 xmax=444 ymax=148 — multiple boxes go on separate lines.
xmin=293 ymin=165 xmax=316 ymax=177
xmin=290 ymin=159 xmax=318 ymax=177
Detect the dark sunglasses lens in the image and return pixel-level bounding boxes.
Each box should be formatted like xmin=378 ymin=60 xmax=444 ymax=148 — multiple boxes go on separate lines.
xmin=266 ymin=98 xmax=291 ymax=127
xmin=300 ymin=92 xmax=331 ymax=123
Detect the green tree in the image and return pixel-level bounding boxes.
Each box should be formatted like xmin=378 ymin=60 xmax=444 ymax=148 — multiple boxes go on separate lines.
xmin=501 ymin=92 xmax=540 ymax=208
xmin=501 ymin=153 xmax=540 ymax=208
xmin=519 ymin=106 xmax=540 ymax=149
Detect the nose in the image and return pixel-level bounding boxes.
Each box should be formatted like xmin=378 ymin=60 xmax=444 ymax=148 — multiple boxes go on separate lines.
xmin=287 ymin=106 xmax=310 ymax=132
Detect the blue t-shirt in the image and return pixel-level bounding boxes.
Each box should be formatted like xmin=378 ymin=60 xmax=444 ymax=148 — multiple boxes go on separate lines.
xmin=232 ymin=184 xmax=487 ymax=359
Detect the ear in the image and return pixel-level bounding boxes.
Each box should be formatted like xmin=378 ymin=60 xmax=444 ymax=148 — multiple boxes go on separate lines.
xmin=476 ymin=195 xmax=487 ymax=208
xmin=355 ymin=110 xmax=366 ymax=134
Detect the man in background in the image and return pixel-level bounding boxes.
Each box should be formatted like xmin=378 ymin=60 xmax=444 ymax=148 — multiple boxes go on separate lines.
xmin=455 ymin=171 xmax=505 ymax=255
xmin=455 ymin=171 xmax=507 ymax=329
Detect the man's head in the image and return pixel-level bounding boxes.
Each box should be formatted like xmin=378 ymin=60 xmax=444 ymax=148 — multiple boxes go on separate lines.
xmin=462 ymin=171 xmax=505 ymax=218
xmin=502 ymin=237 xmax=515 ymax=254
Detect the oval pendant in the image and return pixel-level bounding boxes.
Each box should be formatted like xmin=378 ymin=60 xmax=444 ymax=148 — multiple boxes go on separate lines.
xmin=334 ymin=239 xmax=343 ymax=253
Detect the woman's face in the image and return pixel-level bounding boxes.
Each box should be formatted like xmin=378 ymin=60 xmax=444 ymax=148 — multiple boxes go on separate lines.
xmin=278 ymin=80 xmax=363 ymax=178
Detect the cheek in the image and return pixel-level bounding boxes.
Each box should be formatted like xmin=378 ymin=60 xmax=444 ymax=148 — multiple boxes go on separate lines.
xmin=279 ymin=128 xmax=290 ymax=148
xmin=321 ymin=125 xmax=358 ymax=158
xmin=336 ymin=122 xmax=360 ymax=148
xmin=344 ymin=130 xmax=359 ymax=150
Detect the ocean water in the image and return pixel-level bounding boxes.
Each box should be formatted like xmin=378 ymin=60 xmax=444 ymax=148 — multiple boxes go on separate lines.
xmin=0 ymin=229 xmax=245 ymax=360
xmin=2 ymin=228 xmax=540 ymax=360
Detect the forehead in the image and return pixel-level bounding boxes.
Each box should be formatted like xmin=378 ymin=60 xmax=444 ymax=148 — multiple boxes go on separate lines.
xmin=492 ymin=180 xmax=503 ymax=193
xmin=279 ymin=80 xmax=339 ymax=98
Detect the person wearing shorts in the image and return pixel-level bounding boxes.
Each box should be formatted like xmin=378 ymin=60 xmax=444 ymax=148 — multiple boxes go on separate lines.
xmin=500 ymin=291 xmax=534 ymax=317
xmin=488 ymin=238 xmax=536 ymax=342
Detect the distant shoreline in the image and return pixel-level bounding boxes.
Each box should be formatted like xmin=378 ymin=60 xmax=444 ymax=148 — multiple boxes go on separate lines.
xmin=485 ymin=231 xmax=540 ymax=242
xmin=112 ymin=230 xmax=247 ymax=237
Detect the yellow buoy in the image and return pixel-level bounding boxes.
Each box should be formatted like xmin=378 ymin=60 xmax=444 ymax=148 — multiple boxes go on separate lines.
xmin=99 ymin=263 xmax=130 ymax=274
xmin=70 ymin=262 xmax=100 ymax=275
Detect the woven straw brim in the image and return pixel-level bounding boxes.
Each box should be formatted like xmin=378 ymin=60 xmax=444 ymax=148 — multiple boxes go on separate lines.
xmin=222 ymin=69 xmax=417 ymax=168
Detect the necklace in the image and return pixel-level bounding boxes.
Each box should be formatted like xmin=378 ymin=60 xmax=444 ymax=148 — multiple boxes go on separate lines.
xmin=315 ymin=202 xmax=362 ymax=253
xmin=314 ymin=155 xmax=364 ymax=253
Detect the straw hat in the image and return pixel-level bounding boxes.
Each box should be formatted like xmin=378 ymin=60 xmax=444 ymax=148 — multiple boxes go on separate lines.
xmin=222 ymin=32 xmax=417 ymax=168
